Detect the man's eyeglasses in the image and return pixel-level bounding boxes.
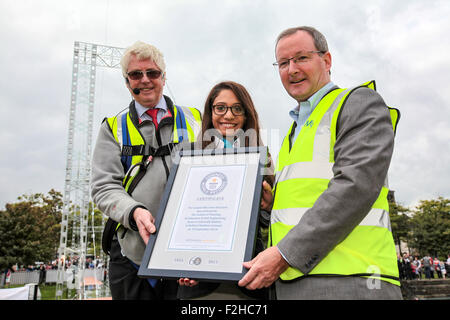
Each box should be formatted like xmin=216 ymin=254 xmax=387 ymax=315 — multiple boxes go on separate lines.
xmin=212 ymin=104 xmax=245 ymax=116
xmin=127 ymin=69 xmax=162 ymax=80
xmin=273 ymin=51 xmax=325 ymax=70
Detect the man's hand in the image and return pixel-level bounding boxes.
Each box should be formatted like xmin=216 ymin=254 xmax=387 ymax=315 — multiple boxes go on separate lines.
xmin=260 ymin=180 xmax=274 ymax=212
xmin=133 ymin=207 xmax=156 ymax=245
xmin=238 ymin=246 xmax=289 ymax=290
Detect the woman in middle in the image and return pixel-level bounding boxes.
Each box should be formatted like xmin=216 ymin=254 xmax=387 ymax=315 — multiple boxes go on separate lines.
xmin=176 ymin=80 xmax=274 ymax=300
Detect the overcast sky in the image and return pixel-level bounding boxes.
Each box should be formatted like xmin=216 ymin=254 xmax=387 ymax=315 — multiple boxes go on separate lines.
xmin=0 ymin=0 xmax=449 ymax=210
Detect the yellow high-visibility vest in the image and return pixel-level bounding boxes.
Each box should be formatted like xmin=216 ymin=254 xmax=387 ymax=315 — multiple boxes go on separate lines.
xmin=106 ymin=104 xmax=202 ymax=192
xmin=271 ymin=81 xmax=401 ymax=286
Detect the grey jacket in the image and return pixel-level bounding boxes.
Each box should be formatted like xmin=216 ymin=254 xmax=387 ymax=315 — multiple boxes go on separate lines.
xmin=91 ymin=96 xmax=193 ymax=265
xmin=276 ymin=86 xmax=402 ymax=299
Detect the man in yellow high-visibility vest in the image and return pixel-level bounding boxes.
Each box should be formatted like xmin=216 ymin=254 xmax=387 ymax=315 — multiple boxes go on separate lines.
xmin=238 ymin=26 xmax=402 ymax=299
xmin=91 ymin=41 xmax=201 ymax=299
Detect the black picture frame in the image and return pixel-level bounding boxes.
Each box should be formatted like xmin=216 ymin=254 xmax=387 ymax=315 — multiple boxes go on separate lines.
xmin=138 ymin=146 xmax=267 ymax=282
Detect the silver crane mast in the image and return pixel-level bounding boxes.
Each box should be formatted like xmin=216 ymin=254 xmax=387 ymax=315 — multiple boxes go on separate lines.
xmin=56 ymin=42 xmax=124 ymax=300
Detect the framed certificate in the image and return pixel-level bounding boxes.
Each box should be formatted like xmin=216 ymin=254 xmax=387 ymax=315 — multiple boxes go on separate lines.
xmin=138 ymin=146 xmax=267 ymax=282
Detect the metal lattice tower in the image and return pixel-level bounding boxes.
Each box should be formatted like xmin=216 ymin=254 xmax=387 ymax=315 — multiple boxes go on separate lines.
xmin=56 ymin=42 xmax=124 ymax=299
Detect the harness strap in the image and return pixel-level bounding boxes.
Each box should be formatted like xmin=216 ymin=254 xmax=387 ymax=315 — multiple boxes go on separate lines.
xmin=121 ymin=143 xmax=176 ymax=159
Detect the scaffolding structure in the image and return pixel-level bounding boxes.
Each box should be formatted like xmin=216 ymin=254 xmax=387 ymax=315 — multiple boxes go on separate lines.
xmin=56 ymin=42 xmax=124 ymax=299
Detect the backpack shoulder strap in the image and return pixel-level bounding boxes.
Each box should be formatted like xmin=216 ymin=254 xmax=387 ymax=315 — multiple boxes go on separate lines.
xmin=101 ymin=217 xmax=120 ymax=255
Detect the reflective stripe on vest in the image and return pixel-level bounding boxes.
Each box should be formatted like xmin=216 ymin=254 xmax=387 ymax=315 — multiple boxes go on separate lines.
xmin=271 ymin=80 xmax=400 ymax=286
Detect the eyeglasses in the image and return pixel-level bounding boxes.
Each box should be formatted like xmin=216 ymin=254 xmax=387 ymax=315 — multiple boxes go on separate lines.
xmin=273 ymin=51 xmax=325 ymax=70
xmin=127 ymin=69 xmax=162 ymax=80
xmin=212 ymin=104 xmax=245 ymax=116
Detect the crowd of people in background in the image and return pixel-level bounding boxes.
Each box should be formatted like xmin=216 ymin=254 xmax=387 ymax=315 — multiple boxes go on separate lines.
xmin=4 ymin=252 xmax=449 ymax=290
xmin=398 ymin=253 xmax=450 ymax=280
xmin=7 ymin=256 xmax=105 ymax=272
xmin=2 ymin=256 xmax=108 ymax=288
xmin=3 ymin=256 xmax=106 ymax=283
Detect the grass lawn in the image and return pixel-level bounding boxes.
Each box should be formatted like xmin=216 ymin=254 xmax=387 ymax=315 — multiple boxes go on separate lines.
xmin=5 ymin=283 xmax=77 ymax=300
xmin=39 ymin=284 xmax=77 ymax=300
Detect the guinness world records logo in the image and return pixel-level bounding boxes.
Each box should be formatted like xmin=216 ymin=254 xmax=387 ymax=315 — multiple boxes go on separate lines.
xmin=200 ymin=172 xmax=227 ymax=195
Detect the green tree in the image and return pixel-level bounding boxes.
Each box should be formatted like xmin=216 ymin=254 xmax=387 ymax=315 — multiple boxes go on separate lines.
xmin=408 ymin=197 xmax=450 ymax=258
xmin=389 ymin=201 xmax=411 ymax=250
xmin=0 ymin=190 xmax=62 ymax=270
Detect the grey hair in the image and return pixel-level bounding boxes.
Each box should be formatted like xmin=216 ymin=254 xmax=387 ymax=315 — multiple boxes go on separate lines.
xmin=120 ymin=41 xmax=166 ymax=78
xmin=275 ymin=26 xmax=329 ymax=53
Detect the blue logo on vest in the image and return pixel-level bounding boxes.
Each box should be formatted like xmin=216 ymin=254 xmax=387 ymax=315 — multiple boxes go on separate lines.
xmin=304 ymin=120 xmax=314 ymax=128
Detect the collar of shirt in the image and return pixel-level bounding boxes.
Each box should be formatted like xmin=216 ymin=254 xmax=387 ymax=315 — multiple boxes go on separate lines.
xmin=212 ymin=135 xmax=242 ymax=149
xmin=222 ymin=137 xmax=236 ymax=148
xmin=135 ymin=96 xmax=168 ymax=123
xmin=289 ymin=81 xmax=335 ymax=123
